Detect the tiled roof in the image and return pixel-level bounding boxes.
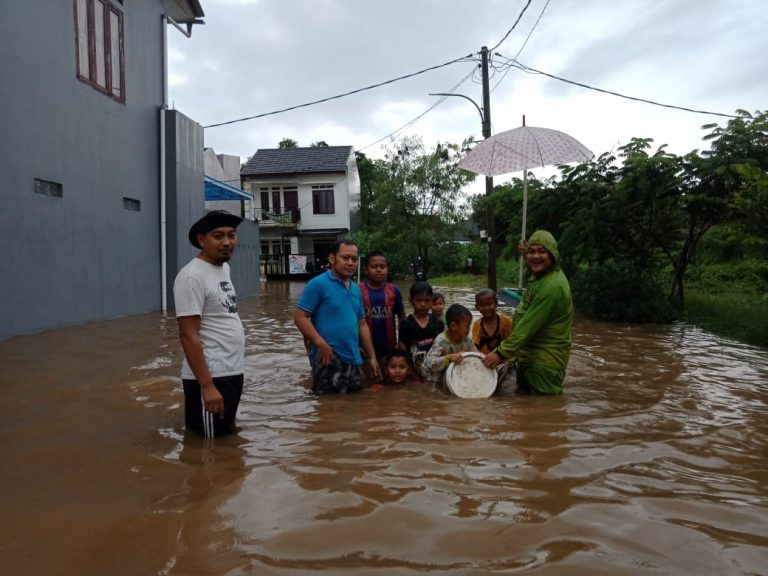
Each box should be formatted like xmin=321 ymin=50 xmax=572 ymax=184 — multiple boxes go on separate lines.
xmin=241 ymin=146 xmax=353 ymax=176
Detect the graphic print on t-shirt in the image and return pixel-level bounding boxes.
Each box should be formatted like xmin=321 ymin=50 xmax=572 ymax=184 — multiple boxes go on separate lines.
xmin=218 ymin=281 xmax=238 ymax=313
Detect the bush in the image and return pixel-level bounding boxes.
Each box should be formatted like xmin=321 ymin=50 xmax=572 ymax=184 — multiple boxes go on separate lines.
xmin=686 ymin=258 xmax=768 ymax=293
xmin=352 ymin=235 xmax=491 ymax=281
xmin=683 ymin=290 xmax=768 ymax=348
xmin=571 ymin=262 xmax=675 ymax=323
xmin=352 ymin=231 xmax=418 ymax=279
xmin=429 ymin=242 xmax=488 ymax=277
xmin=495 ymin=257 xmax=523 ymax=288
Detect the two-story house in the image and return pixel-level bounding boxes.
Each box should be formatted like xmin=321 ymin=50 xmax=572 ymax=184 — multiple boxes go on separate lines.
xmin=241 ymin=146 xmax=360 ymax=277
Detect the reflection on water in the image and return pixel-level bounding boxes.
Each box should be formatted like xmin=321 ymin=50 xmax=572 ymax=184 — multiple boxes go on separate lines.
xmin=1 ymin=281 xmax=767 ymax=575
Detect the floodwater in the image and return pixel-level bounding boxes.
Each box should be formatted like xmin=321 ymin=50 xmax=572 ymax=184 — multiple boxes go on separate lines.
xmin=1 ymin=281 xmax=767 ymax=576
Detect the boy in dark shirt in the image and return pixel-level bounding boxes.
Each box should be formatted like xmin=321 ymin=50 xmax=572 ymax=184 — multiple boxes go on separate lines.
xmin=398 ymin=281 xmax=444 ymax=380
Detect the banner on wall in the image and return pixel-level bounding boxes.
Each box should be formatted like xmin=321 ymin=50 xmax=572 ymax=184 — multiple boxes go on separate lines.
xmin=288 ymin=255 xmax=307 ymax=275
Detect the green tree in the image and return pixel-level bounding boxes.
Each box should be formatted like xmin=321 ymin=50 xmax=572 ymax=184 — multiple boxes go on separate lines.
xmin=705 ymin=110 xmax=768 ymax=245
xmin=733 ymin=163 xmax=768 ymax=242
xmin=669 ymin=110 xmax=768 ymax=300
xmin=515 ymin=139 xmax=682 ymax=320
xmin=481 ymin=174 xmax=554 ymax=259
xmin=357 ymin=137 xmax=475 ymax=276
xmin=355 ymin=151 xmax=387 ymax=231
xmin=278 ymin=138 xmax=298 ymax=149
xmin=551 ymin=151 xmax=619 ymax=271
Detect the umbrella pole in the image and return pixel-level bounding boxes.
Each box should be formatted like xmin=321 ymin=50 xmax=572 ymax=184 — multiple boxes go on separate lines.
xmin=518 ymin=168 xmax=528 ymax=292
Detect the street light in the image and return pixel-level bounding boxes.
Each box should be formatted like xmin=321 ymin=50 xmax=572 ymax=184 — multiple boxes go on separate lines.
xmin=429 ymin=93 xmax=484 ymax=124
xmin=429 ymin=92 xmax=497 ymax=291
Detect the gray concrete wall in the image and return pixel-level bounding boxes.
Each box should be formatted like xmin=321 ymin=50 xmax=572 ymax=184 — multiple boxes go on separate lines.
xmin=0 ymin=2 xmax=167 ymax=340
xmin=229 ymin=220 xmax=261 ymax=299
xmin=166 ymin=112 xmax=260 ymax=308
xmin=164 ymin=109 xmax=206 ymax=309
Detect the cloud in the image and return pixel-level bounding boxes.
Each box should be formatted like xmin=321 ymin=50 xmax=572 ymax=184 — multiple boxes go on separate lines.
xmin=168 ymin=0 xmax=766 ymax=170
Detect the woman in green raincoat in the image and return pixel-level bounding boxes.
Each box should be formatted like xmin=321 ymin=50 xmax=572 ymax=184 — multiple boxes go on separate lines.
xmin=483 ymin=230 xmax=573 ymax=394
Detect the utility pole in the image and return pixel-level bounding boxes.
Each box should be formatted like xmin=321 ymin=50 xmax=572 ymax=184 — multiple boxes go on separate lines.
xmin=429 ymin=46 xmax=496 ymax=291
xmin=480 ymin=46 xmax=497 ymax=293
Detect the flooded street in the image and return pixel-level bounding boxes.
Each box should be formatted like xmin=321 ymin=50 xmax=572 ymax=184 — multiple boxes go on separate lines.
xmin=1 ymin=281 xmax=767 ymax=575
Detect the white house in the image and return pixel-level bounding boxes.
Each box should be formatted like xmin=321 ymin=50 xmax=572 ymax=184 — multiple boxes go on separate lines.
xmin=241 ymin=146 xmax=360 ymax=275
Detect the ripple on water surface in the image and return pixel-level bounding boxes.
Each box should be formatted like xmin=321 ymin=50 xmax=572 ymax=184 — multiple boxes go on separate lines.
xmin=2 ymin=281 xmax=767 ymax=575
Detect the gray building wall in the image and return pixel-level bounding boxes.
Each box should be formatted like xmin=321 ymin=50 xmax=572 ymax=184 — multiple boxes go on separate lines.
xmin=0 ymin=2 xmax=169 ymax=340
xmin=165 ymin=112 xmax=260 ymax=309
xmin=165 ymin=110 xmax=206 ymax=309
xmin=229 ymin=220 xmax=261 ymax=299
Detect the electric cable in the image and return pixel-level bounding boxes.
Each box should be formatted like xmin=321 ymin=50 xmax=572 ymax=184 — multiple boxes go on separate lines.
xmin=488 ymin=0 xmax=532 ymax=52
xmin=495 ymin=54 xmax=740 ymax=119
xmin=204 ymin=54 xmax=475 ymax=129
xmin=357 ymin=65 xmax=478 ymax=152
xmin=491 ymin=0 xmax=551 ymax=93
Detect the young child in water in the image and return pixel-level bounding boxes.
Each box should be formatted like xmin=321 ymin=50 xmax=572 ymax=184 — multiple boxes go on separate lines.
xmin=399 ymin=281 xmax=444 ymax=380
xmin=382 ymin=349 xmax=415 ymax=385
xmin=359 ymin=250 xmax=405 ymax=379
xmin=431 ymin=292 xmax=446 ymax=323
xmin=472 ymin=289 xmax=513 ymax=354
xmin=422 ymin=303 xmax=477 ymax=386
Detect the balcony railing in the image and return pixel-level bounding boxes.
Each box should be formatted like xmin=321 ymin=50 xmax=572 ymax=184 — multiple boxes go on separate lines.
xmin=254 ymin=208 xmax=300 ymax=226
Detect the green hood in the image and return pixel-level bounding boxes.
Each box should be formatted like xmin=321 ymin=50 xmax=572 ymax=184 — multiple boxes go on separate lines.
xmin=528 ymin=230 xmax=560 ymax=269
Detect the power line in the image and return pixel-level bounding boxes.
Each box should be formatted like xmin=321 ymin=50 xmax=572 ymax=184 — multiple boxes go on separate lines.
xmin=204 ymin=54 xmax=475 ymax=129
xmin=491 ymin=0 xmax=551 ymax=93
xmin=494 ymin=54 xmax=740 ymax=119
xmin=357 ymin=65 xmax=478 ymax=152
xmin=513 ymin=0 xmax=551 ymax=62
xmin=489 ymin=0 xmax=532 ymax=52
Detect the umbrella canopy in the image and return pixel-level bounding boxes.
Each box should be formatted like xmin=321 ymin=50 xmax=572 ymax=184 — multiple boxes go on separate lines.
xmin=458 ymin=125 xmax=593 ymax=176
xmin=459 ymin=124 xmax=593 ymax=290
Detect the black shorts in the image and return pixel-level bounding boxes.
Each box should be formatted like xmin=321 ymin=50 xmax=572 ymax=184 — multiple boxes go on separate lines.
xmin=311 ymin=356 xmax=364 ymax=394
xmin=183 ymin=374 xmax=244 ymax=438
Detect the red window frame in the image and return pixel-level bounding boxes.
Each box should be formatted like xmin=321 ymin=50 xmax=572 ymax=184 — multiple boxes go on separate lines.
xmin=73 ymin=0 xmax=125 ymax=103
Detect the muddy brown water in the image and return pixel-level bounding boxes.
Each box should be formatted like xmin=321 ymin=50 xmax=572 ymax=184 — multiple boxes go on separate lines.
xmin=1 ymin=281 xmax=767 ymax=575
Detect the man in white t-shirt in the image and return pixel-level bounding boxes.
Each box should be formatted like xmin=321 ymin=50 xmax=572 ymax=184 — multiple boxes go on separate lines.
xmin=174 ymin=210 xmax=245 ymax=438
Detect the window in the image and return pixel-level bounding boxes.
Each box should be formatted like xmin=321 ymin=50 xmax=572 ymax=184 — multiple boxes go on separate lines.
xmin=312 ymin=185 xmax=335 ymax=215
xmin=259 ymin=190 xmax=270 ymax=220
xmin=259 ymin=186 xmax=298 ymax=221
xmin=74 ymin=0 xmax=125 ymax=103
xmin=34 ymin=178 xmax=63 ymax=198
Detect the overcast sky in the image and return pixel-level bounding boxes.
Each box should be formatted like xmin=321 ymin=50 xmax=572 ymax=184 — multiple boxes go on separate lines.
xmin=168 ymin=0 xmax=767 ymax=187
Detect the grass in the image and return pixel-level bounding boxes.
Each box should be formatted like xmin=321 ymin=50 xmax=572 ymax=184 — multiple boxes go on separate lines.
xmin=431 ymin=254 xmax=768 ymax=350
xmin=432 ymin=270 xmax=768 ymax=350
xmin=430 ymin=259 xmax=522 ymax=290
xmin=428 ymin=273 xmax=489 ymax=288
xmin=681 ymin=289 xmax=768 ymax=348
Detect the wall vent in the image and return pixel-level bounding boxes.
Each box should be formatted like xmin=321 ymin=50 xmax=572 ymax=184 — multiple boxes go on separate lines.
xmin=34 ymin=178 xmax=63 ymax=198
xmin=122 ymin=197 xmax=141 ymax=211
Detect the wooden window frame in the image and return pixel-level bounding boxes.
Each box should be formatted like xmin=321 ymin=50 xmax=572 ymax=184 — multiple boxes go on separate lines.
xmin=74 ymin=0 xmax=125 ymax=103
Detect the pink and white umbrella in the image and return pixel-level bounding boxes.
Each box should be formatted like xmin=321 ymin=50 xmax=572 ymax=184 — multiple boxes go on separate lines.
xmin=458 ymin=125 xmax=593 ymax=177
xmin=459 ymin=123 xmax=593 ymax=288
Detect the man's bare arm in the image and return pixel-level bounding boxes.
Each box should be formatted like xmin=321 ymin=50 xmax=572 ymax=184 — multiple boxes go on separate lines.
xmin=177 ymin=315 xmax=224 ymax=415
xmin=293 ymin=309 xmax=334 ymax=365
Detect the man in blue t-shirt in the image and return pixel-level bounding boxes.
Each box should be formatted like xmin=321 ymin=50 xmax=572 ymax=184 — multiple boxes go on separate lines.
xmin=294 ymin=240 xmax=380 ymax=394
